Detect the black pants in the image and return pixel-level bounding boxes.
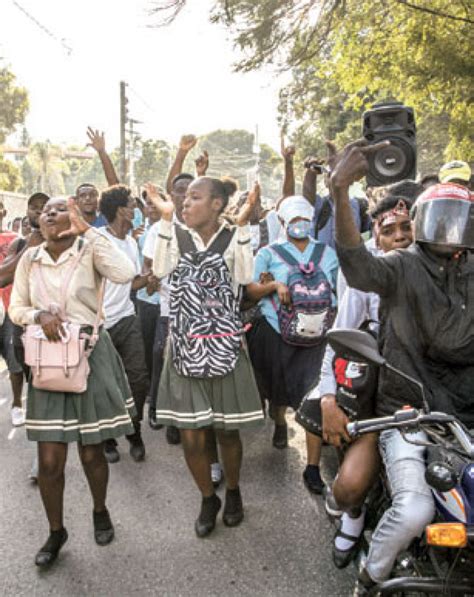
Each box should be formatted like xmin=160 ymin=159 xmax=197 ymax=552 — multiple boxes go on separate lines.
xmin=136 ymin=300 xmax=160 ymax=380
xmin=107 ymin=314 xmax=149 ymax=422
xmin=149 ymin=316 xmax=169 ymax=410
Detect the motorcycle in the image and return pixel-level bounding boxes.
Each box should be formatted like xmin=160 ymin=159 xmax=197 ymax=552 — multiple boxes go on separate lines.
xmin=326 ymin=328 xmax=474 ymax=596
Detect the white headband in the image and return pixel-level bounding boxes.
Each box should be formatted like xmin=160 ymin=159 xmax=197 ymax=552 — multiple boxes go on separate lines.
xmin=278 ymin=195 xmax=314 ymax=225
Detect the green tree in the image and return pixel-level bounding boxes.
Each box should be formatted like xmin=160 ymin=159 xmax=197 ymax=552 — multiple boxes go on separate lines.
xmin=0 ymin=64 xmax=29 ymax=191
xmin=0 ymin=158 xmax=22 ymax=191
xmin=0 ymin=64 xmax=29 ymax=144
xmin=134 ymin=139 xmax=171 ymax=188
xmin=152 ymin=1 xmax=474 ymax=165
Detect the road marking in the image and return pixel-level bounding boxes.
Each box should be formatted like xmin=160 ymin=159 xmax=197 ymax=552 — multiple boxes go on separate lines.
xmin=8 ymin=428 xmax=16 ymax=440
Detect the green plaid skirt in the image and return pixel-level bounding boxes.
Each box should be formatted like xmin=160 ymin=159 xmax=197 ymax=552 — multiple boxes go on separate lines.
xmin=155 ymin=343 xmax=264 ymax=430
xmin=25 ymin=329 xmax=135 ymax=445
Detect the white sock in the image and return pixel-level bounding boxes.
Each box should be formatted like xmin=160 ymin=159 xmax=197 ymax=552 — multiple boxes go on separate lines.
xmin=335 ymin=509 xmax=365 ymax=551
xmin=211 ymin=462 xmax=222 ymax=480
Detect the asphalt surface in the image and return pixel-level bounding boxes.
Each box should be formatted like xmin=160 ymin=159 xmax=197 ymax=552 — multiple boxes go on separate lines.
xmin=0 ymin=367 xmax=355 ymax=597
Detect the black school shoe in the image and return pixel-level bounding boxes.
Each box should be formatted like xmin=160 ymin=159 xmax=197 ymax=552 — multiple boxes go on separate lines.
xmin=35 ymin=528 xmax=68 ymax=567
xmin=166 ymin=426 xmax=181 ymax=445
xmin=272 ymin=424 xmax=288 ymax=449
xmin=104 ymin=439 xmax=120 ymax=464
xmin=127 ymin=432 xmax=146 ymax=462
xmin=93 ymin=509 xmax=115 ymax=546
xmin=223 ymin=487 xmax=244 ymax=527
xmin=302 ymin=464 xmax=325 ymax=495
xmin=332 ymin=528 xmax=361 ymax=569
xmin=195 ymin=494 xmax=222 ymax=538
xmin=148 ymin=407 xmax=163 ymax=431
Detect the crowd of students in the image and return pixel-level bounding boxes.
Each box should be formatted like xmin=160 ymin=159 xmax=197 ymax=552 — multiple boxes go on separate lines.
xmin=0 ymin=129 xmax=472 ymax=596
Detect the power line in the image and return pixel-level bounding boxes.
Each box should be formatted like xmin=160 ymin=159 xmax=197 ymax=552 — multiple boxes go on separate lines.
xmin=11 ymin=0 xmax=73 ymax=56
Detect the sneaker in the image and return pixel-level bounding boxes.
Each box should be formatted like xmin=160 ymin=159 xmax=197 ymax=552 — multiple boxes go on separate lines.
xmin=211 ymin=462 xmax=223 ymax=488
xmin=11 ymin=406 xmax=25 ymax=427
xmin=323 ymin=485 xmax=343 ymax=518
xmin=166 ymin=426 xmax=181 ymax=445
xmin=302 ymin=465 xmax=324 ymax=494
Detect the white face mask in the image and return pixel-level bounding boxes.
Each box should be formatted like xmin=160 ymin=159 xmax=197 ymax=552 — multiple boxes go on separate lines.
xmin=287 ymin=220 xmax=312 ymax=239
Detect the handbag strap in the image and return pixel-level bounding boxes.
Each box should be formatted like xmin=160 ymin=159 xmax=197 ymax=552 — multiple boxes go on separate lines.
xmin=33 ymin=240 xmax=87 ymax=320
xmin=32 ymin=239 xmax=105 ymax=353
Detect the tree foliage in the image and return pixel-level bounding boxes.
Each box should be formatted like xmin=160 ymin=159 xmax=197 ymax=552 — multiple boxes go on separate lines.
xmin=0 ymin=64 xmax=29 ymax=144
xmin=151 ymin=0 xmax=473 ymax=166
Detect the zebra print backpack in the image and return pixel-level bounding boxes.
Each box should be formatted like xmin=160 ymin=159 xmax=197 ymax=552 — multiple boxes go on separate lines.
xmin=168 ymin=224 xmax=244 ymax=379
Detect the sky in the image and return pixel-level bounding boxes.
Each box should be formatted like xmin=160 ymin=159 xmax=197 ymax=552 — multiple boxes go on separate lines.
xmin=1 ymin=0 xmax=287 ymax=151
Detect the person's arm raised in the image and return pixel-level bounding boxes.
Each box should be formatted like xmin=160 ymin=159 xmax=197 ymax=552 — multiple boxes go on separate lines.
xmin=87 ymin=127 xmax=120 ymax=185
xmin=165 ymin=134 xmax=197 ymax=193
xmin=144 ymin=183 xmax=178 ymax=278
xmin=195 ymin=149 xmax=209 ymax=177
xmin=281 ymin=135 xmax=296 ymax=198
xmin=331 ymin=139 xmax=389 ymax=248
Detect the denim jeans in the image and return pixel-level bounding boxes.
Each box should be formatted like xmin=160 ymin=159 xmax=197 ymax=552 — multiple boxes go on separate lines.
xmin=365 ymin=429 xmax=436 ymax=583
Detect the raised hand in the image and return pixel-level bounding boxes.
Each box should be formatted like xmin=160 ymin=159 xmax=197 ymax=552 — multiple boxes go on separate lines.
xmin=143 ymin=183 xmax=175 ymax=222
xmin=195 ymin=149 xmax=209 ymax=176
xmin=86 ymin=127 xmax=106 ymax=153
xmin=179 ymin=134 xmax=197 ymax=153
xmin=330 ymin=139 xmax=390 ymax=190
xmin=280 ymin=134 xmax=296 ymax=161
xmin=235 ymin=181 xmax=261 ymax=226
xmin=303 ymin=155 xmax=326 ymax=174
xmin=58 ymin=197 xmax=91 ymax=238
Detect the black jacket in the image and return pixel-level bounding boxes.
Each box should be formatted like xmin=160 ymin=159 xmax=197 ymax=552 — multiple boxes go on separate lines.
xmin=336 ymin=242 xmax=474 ymax=428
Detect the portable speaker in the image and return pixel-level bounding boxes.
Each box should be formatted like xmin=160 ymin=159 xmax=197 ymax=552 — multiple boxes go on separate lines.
xmin=363 ymin=101 xmax=417 ymax=187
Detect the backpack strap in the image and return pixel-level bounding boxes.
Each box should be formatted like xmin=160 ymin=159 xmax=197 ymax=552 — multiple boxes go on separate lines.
xmin=270 ymin=243 xmax=300 ymax=268
xmin=174 ymin=224 xmax=197 ymax=256
xmin=208 ymin=227 xmax=236 ymax=256
xmin=309 ymin=242 xmax=326 ymax=268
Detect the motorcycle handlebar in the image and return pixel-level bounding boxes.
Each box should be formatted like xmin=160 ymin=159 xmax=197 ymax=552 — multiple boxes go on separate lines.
xmin=346 ymin=409 xmax=457 ymax=438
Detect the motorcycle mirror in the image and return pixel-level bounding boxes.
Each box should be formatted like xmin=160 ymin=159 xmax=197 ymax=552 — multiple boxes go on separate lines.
xmin=326 ymin=329 xmax=386 ymax=367
xmin=425 ymin=461 xmax=458 ymax=493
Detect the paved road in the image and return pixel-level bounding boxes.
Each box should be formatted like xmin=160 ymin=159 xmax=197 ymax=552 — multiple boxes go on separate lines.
xmin=0 ymin=370 xmax=355 ymax=597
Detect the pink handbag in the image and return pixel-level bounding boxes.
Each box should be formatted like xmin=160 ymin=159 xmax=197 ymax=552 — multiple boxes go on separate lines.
xmin=23 ymin=243 xmax=105 ymax=394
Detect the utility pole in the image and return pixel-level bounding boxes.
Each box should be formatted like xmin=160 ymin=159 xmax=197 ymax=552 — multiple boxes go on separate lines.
xmin=127 ymin=118 xmax=142 ymax=191
xmin=120 ymin=81 xmax=128 ymax=182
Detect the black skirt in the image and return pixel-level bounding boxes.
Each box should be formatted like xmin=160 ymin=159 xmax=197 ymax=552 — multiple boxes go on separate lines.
xmin=247 ymin=317 xmax=325 ymax=410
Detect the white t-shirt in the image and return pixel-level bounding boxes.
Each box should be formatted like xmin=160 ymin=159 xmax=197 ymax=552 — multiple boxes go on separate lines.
xmin=143 ymin=222 xmax=170 ymax=316
xmin=100 ymin=228 xmax=140 ymax=329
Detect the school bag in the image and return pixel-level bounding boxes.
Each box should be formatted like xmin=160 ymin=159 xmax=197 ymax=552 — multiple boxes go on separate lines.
xmin=270 ymin=243 xmax=336 ymax=347
xmin=169 ymin=224 xmax=245 ymax=379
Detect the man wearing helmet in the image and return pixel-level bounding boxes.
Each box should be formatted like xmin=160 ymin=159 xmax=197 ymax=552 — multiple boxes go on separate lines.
xmin=329 ymin=139 xmax=474 ymax=594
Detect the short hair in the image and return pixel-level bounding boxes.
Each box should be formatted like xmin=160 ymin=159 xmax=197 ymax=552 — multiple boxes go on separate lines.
xmin=99 ymin=184 xmax=132 ymax=223
xmin=383 ymin=180 xmax=423 ymax=202
xmin=172 ymin=173 xmax=194 ymax=188
xmin=370 ymin=195 xmax=414 ymax=220
xmin=419 ymin=174 xmax=439 ymax=187
xmin=75 ymin=182 xmax=98 ymax=195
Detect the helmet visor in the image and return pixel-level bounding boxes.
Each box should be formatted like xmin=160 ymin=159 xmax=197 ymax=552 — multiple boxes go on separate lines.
xmin=415 ymin=198 xmax=474 ymax=249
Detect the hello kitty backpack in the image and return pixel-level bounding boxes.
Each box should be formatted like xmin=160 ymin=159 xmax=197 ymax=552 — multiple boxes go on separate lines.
xmin=270 ymin=243 xmax=336 ymax=347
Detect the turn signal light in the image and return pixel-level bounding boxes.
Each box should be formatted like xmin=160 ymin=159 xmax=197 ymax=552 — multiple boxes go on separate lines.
xmin=426 ymin=523 xmax=467 ymax=548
